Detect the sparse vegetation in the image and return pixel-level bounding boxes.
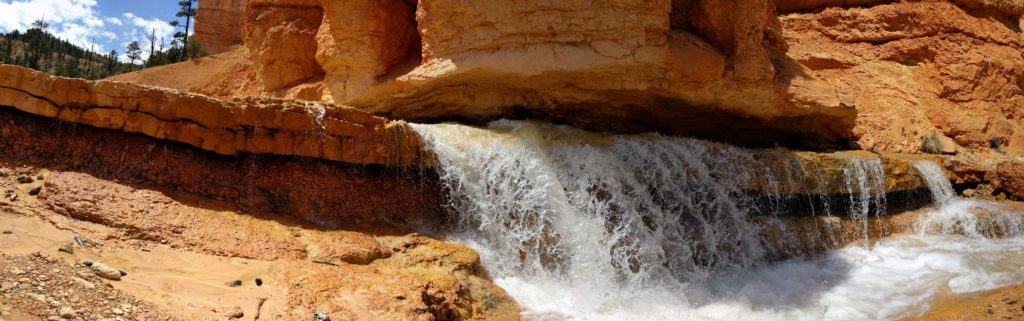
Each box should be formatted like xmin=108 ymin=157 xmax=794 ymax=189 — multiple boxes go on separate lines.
xmin=0 ymin=2 xmax=208 ymax=80
xmin=990 ymin=138 xmax=1006 ymax=153
xmin=0 ymin=27 xmax=131 ymax=79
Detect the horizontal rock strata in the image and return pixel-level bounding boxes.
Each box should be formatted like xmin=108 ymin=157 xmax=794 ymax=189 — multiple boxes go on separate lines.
xmin=194 ymin=0 xmax=249 ymax=54
xmin=0 ymin=65 xmax=419 ymax=167
xmin=0 ymin=108 xmax=443 ymax=229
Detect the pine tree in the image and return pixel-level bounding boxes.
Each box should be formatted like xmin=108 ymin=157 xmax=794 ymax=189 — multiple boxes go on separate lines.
xmin=174 ymin=0 xmax=197 ymax=61
xmin=107 ymin=50 xmax=118 ymax=74
xmin=126 ymin=41 xmax=142 ymax=66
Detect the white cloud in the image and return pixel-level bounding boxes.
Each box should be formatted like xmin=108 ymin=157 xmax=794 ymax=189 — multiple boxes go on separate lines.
xmin=121 ymin=12 xmax=176 ymax=61
xmin=0 ymin=0 xmax=107 ymax=50
xmin=0 ymin=1 xmax=184 ymax=63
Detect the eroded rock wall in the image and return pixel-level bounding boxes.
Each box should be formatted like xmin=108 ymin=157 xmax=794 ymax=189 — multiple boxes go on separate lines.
xmin=194 ymin=0 xmax=249 ymax=54
xmin=239 ymin=0 xmax=856 ymax=147
xmin=776 ymin=0 xmax=1024 ymax=199
xmin=0 ymin=65 xmax=418 ymax=166
xmin=779 ymin=0 xmax=1024 ymax=154
xmin=0 ymin=108 xmax=442 ymax=229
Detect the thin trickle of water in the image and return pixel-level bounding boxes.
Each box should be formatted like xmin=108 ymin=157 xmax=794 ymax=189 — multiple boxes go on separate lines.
xmin=410 ymin=121 xmax=1024 ymax=321
xmin=909 ymin=160 xmax=1024 ymax=238
xmin=913 ymin=160 xmax=957 ymax=205
xmin=842 ymin=158 xmax=888 ymax=246
xmin=307 ymin=101 xmax=327 ymax=132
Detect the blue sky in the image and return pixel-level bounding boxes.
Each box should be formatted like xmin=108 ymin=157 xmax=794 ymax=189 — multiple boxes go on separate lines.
xmin=0 ymin=0 xmax=193 ymax=61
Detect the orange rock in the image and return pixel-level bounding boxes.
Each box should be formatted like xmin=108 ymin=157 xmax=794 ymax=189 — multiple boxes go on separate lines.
xmin=193 ymin=0 xmax=249 ymax=55
xmin=0 ymin=65 xmax=418 ymax=166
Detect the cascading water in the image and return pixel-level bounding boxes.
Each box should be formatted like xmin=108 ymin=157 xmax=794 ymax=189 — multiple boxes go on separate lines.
xmin=411 ymin=121 xmax=1024 ymax=321
xmin=912 ymin=160 xmax=957 ymax=205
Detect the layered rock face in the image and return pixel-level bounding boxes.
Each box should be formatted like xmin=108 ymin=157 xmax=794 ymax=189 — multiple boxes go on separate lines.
xmin=240 ymin=0 xmax=857 ymax=147
xmin=778 ymin=0 xmax=1024 ymax=155
xmin=194 ymin=0 xmax=249 ymax=54
xmin=0 ymin=65 xmax=418 ymax=166
xmin=776 ymin=0 xmax=1024 ymax=198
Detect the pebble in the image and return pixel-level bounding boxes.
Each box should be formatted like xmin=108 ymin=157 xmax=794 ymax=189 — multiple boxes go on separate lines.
xmin=88 ymin=262 xmax=122 ymax=281
xmin=71 ymin=277 xmax=95 ymax=289
xmin=111 ymin=307 xmax=124 ymax=316
xmin=217 ymin=306 xmax=243 ymax=319
xmin=1 ymin=230 xmax=10 ymax=235
xmin=226 ymin=280 xmax=242 ymax=287
xmin=314 ymin=310 xmax=331 ymax=321
xmin=27 ymin=185 xmax=42 ymax=196
xmin=58 ymin=306 xmax=76 ymax=318
xmin=16 ymin=176 xmax=32 ymax=184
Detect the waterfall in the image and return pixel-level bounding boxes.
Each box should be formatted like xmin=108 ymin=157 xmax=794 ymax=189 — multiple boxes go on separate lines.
xmin=912 ymin=160 xmax=956 ymax=205
xmin=411 ymin=121 xmax=1024 ymax=321
xmin=909 ymin=160 xmax=1024 ymax=238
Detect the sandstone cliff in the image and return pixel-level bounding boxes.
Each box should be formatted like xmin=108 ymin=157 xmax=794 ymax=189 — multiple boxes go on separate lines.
xmin=111 ymin=0 xmax=1024 ymax=198
xmin=235 ymin=0 xmax=856 ymax=147
xmin=0 ymin=65 xmax=418 ymax=166
xmin=194 ymin=0 xmax=249 ymax=54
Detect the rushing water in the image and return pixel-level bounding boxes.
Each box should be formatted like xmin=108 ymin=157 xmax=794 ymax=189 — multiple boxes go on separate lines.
xmin=411 ymin=121 xmax=1024 ymax=321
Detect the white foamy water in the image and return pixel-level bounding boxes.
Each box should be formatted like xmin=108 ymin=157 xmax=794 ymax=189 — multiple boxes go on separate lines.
xmin=411 ymin=121 xmax=1024 ymax=321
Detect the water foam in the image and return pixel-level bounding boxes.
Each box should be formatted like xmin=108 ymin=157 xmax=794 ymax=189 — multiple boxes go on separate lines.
xmin=411 ymin=121 xmax=1024 ymax=321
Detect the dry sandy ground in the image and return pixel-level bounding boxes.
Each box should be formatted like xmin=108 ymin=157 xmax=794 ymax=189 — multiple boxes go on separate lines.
xmin=104 ymin=47 xmax=259 ymax=100
xmin=0 ymin=163 xmax=520 ymax=321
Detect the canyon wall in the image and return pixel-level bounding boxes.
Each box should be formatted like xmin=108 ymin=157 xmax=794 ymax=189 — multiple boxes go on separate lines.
xmin=778 ymin=0 xmax=1024 ymax=155
xmin=113 ymin=0 xmax=1024 ymax=197
xmin=0 ymin=65 xmax=419 ymax=166
xmin=229 ymin=0 xmax=1022 ymax=153
xmin=238 ymin=0 xmax=856 ymax=147
xmin=194 ymin=0 xmax=249 ymax=54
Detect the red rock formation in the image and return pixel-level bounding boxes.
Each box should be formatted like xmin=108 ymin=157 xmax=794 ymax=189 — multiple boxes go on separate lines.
xmin=0 ymin=65 xmax=418 ymax=166
xmin=778 ymin=0 xmax=1024 ymax=155
xmin=234 ymin=0 xmax=855 ymax=147
xmin=194 ymin=0 xmax=249 ymax=54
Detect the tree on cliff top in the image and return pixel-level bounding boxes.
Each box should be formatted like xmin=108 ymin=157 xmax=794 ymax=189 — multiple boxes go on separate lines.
xmin=172 ymin=0 xmax=197 ymax=61
xmin=126 ymin=41 xmax=142 ymax=66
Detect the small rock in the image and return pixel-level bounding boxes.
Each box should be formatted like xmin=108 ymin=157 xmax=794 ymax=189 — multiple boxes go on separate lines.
xmin=314 ymin=310 xmax=330 ymax=321
xmin=10 ymin=268 xmax=25 ymax=275
xmin=88 ymin=262 xmax=122 ymax=281
xmin=964 ymin=189 xmax=977 ymax=197
xmin=921 ymin=133 xmax=959 ymax=155
xmin=255 ymin=278 xmax=263 ymax=286
xmin=27 ymin=185 xmax=42 ymax=196
xmin=16 ymin=176 xmax=32 ymax=184
xmin=217 ymin=306 xmax=244 ymax=319
xmin=1 ymin=230 xmax=10 ymax=235
xmin=71 ymin=277 xmax=95 ymax=289
xmin=46 ymin=316 xmax=60 ymax=321
xmin=58 ymin=244 xmax=74 ymax=254
xmin=111 ymin=308 xmax=124 ymax=316
xmin=227 ymin=280 xmax=242 ymax=287
xmin=58 ymin=307 xmax=76 ymax=318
